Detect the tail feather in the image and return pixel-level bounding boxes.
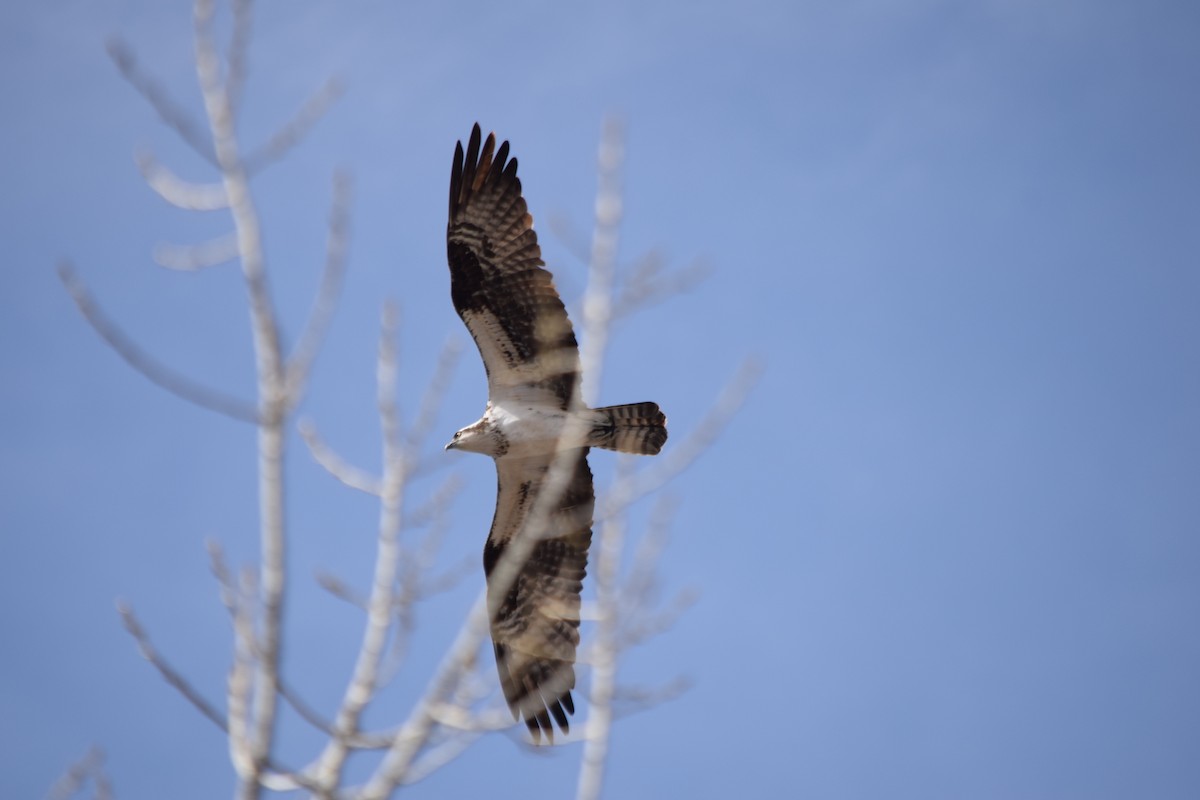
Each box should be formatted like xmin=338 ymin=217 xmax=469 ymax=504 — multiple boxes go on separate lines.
xmin=588 ymin=402 xmax=668 ymax=455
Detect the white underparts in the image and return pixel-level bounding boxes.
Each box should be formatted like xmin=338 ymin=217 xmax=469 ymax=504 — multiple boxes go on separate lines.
xmin=484 ymin=403 xmax=595 ymax=459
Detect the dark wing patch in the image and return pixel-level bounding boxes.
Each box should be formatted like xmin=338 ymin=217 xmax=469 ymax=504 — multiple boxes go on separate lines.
xmin=448 ymin=124 xmax=580 ymax=408
xmin=484 ymin=452 xmax=594 ymax=742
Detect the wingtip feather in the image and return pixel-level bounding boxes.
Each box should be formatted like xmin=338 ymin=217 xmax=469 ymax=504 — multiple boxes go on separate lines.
xmin=474 ymin=131 xmax=496 ymax=191
xmin=449 ymin=140 xmax=464 ymax=219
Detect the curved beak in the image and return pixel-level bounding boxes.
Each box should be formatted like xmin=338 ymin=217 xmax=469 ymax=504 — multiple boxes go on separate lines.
xmin=444 ymin=439 xmax=457 ymax=451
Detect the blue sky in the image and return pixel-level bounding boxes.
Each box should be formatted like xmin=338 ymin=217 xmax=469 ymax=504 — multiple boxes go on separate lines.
xmin=4 ymin=1 xmax=1199 ymax=797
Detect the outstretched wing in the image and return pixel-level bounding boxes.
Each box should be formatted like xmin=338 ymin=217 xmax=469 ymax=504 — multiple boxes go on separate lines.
xmin=447 ymin=123 xmax=580 ymax=409
xmin=483 ymin=451 xmax=594 ymax=742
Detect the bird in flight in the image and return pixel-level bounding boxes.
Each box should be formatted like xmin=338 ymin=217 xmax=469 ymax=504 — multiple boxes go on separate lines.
xmin=444 ymin=124 xmax=668 ymax=742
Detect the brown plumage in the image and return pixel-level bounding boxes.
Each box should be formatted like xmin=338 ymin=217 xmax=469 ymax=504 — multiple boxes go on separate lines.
xmin=448 ymin=124 xmax=579 ymax=407
xmin=588 ymin=401 xmax=668 ymax=455
xmin=445 ymin=124 xmax=667 ymax=741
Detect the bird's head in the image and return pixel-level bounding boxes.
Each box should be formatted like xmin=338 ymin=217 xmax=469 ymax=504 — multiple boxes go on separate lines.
xmin=444 ymin=419 xmax=498 ymax=456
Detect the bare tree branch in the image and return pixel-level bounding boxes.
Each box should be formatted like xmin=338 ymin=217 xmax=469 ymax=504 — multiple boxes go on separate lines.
xmin=615 ymin=588 xmax=699 ymax=651
xmin=136 ymin=149 xmax=230 ymax=211
xmin=609 ymin=676 xmax=692 ymax=720
xmin=192 ymin=3 xmax=290 ymax=793
xmin=276 ymin=681 xmax=339 ymax=740
xmin=404 ymin=336 xmax=463 ymax=451
xmin=299 ymin=420 xmax=382 ymax=495
xmin=309 ymin=304 xmax=407 ymax=793
xmin=106 ymin=38 xmax=218 ymax=165
xmin=44 ymin=746 xmax=112 ymax=800
xmin=206 ymin=538 xmax=240 ymax=618
xmin=415 ymin=553 xmax=475 ymax=600
xmin=244 ymin=78 xmax=344 ymax=174
xmin=619 ymin=492 xmax=679 ymax=610
xmin=213 ymin=542 xmax=369 ymax=779
xmin=153 ymin=233 xmax=240 ymax=271
xmin=57 ymin=262 xmax=259 ymax=423
xmin=399 ymin=472 xmax=463 ymax=531
xmin=576 ymin=515 xmax=623 ymax=796
xmin=356 ymin=593 xmax=495 ymax=797
xmin=613 ymin=253 xmax=711 ymax=320
xmin=546 ymin=213 xmax=595 ymax=275
xmin=226 ymin=0 xmax=253 ymax=115
xmin=117 ymin=601 xmax=228 ymax=732
xmin=279 ymin=678 xmax=399 ymax=750
xmin=379 ymin=496 xmax=460 ymax=686
xmin=128 ymin=551 xmax=322 ymax=798
xmin=315 ymin=571 xmax=368 ymax=609
xmin=574 ymin=114 xmax=628 ymax=800
xmin=399 ymin=731 xmax=483 ymax=786
xmin=375 ymin=493 xmax=463 ymax=690
xmin=577 ymin=115 xmax=624 ymax=405
xmin=226 ymin=565 xmax=258 ymax=788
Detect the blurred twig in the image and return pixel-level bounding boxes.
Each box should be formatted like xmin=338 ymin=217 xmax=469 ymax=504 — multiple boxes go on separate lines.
xmin=44 ymin=746 xmax=112 ymax=800
xmin=57 ymin=262 xmax=259 ymax=424
xmin=106 ymin=37 xmax=217 ymax=165
xmin=117 ymin=601 xmax=227 ymax=732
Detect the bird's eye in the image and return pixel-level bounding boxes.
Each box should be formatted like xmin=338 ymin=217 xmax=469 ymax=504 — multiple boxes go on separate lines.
xmin=454 ymin=431 xmax=461 ymax=439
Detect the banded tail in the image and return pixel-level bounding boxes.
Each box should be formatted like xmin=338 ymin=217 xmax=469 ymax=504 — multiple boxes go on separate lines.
xmin=588 ymin=402 xmax=668 ymax=455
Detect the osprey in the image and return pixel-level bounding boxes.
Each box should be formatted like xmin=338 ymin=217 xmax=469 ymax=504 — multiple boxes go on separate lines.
xmin=444 ymin=124 xmax=668 ymax=742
